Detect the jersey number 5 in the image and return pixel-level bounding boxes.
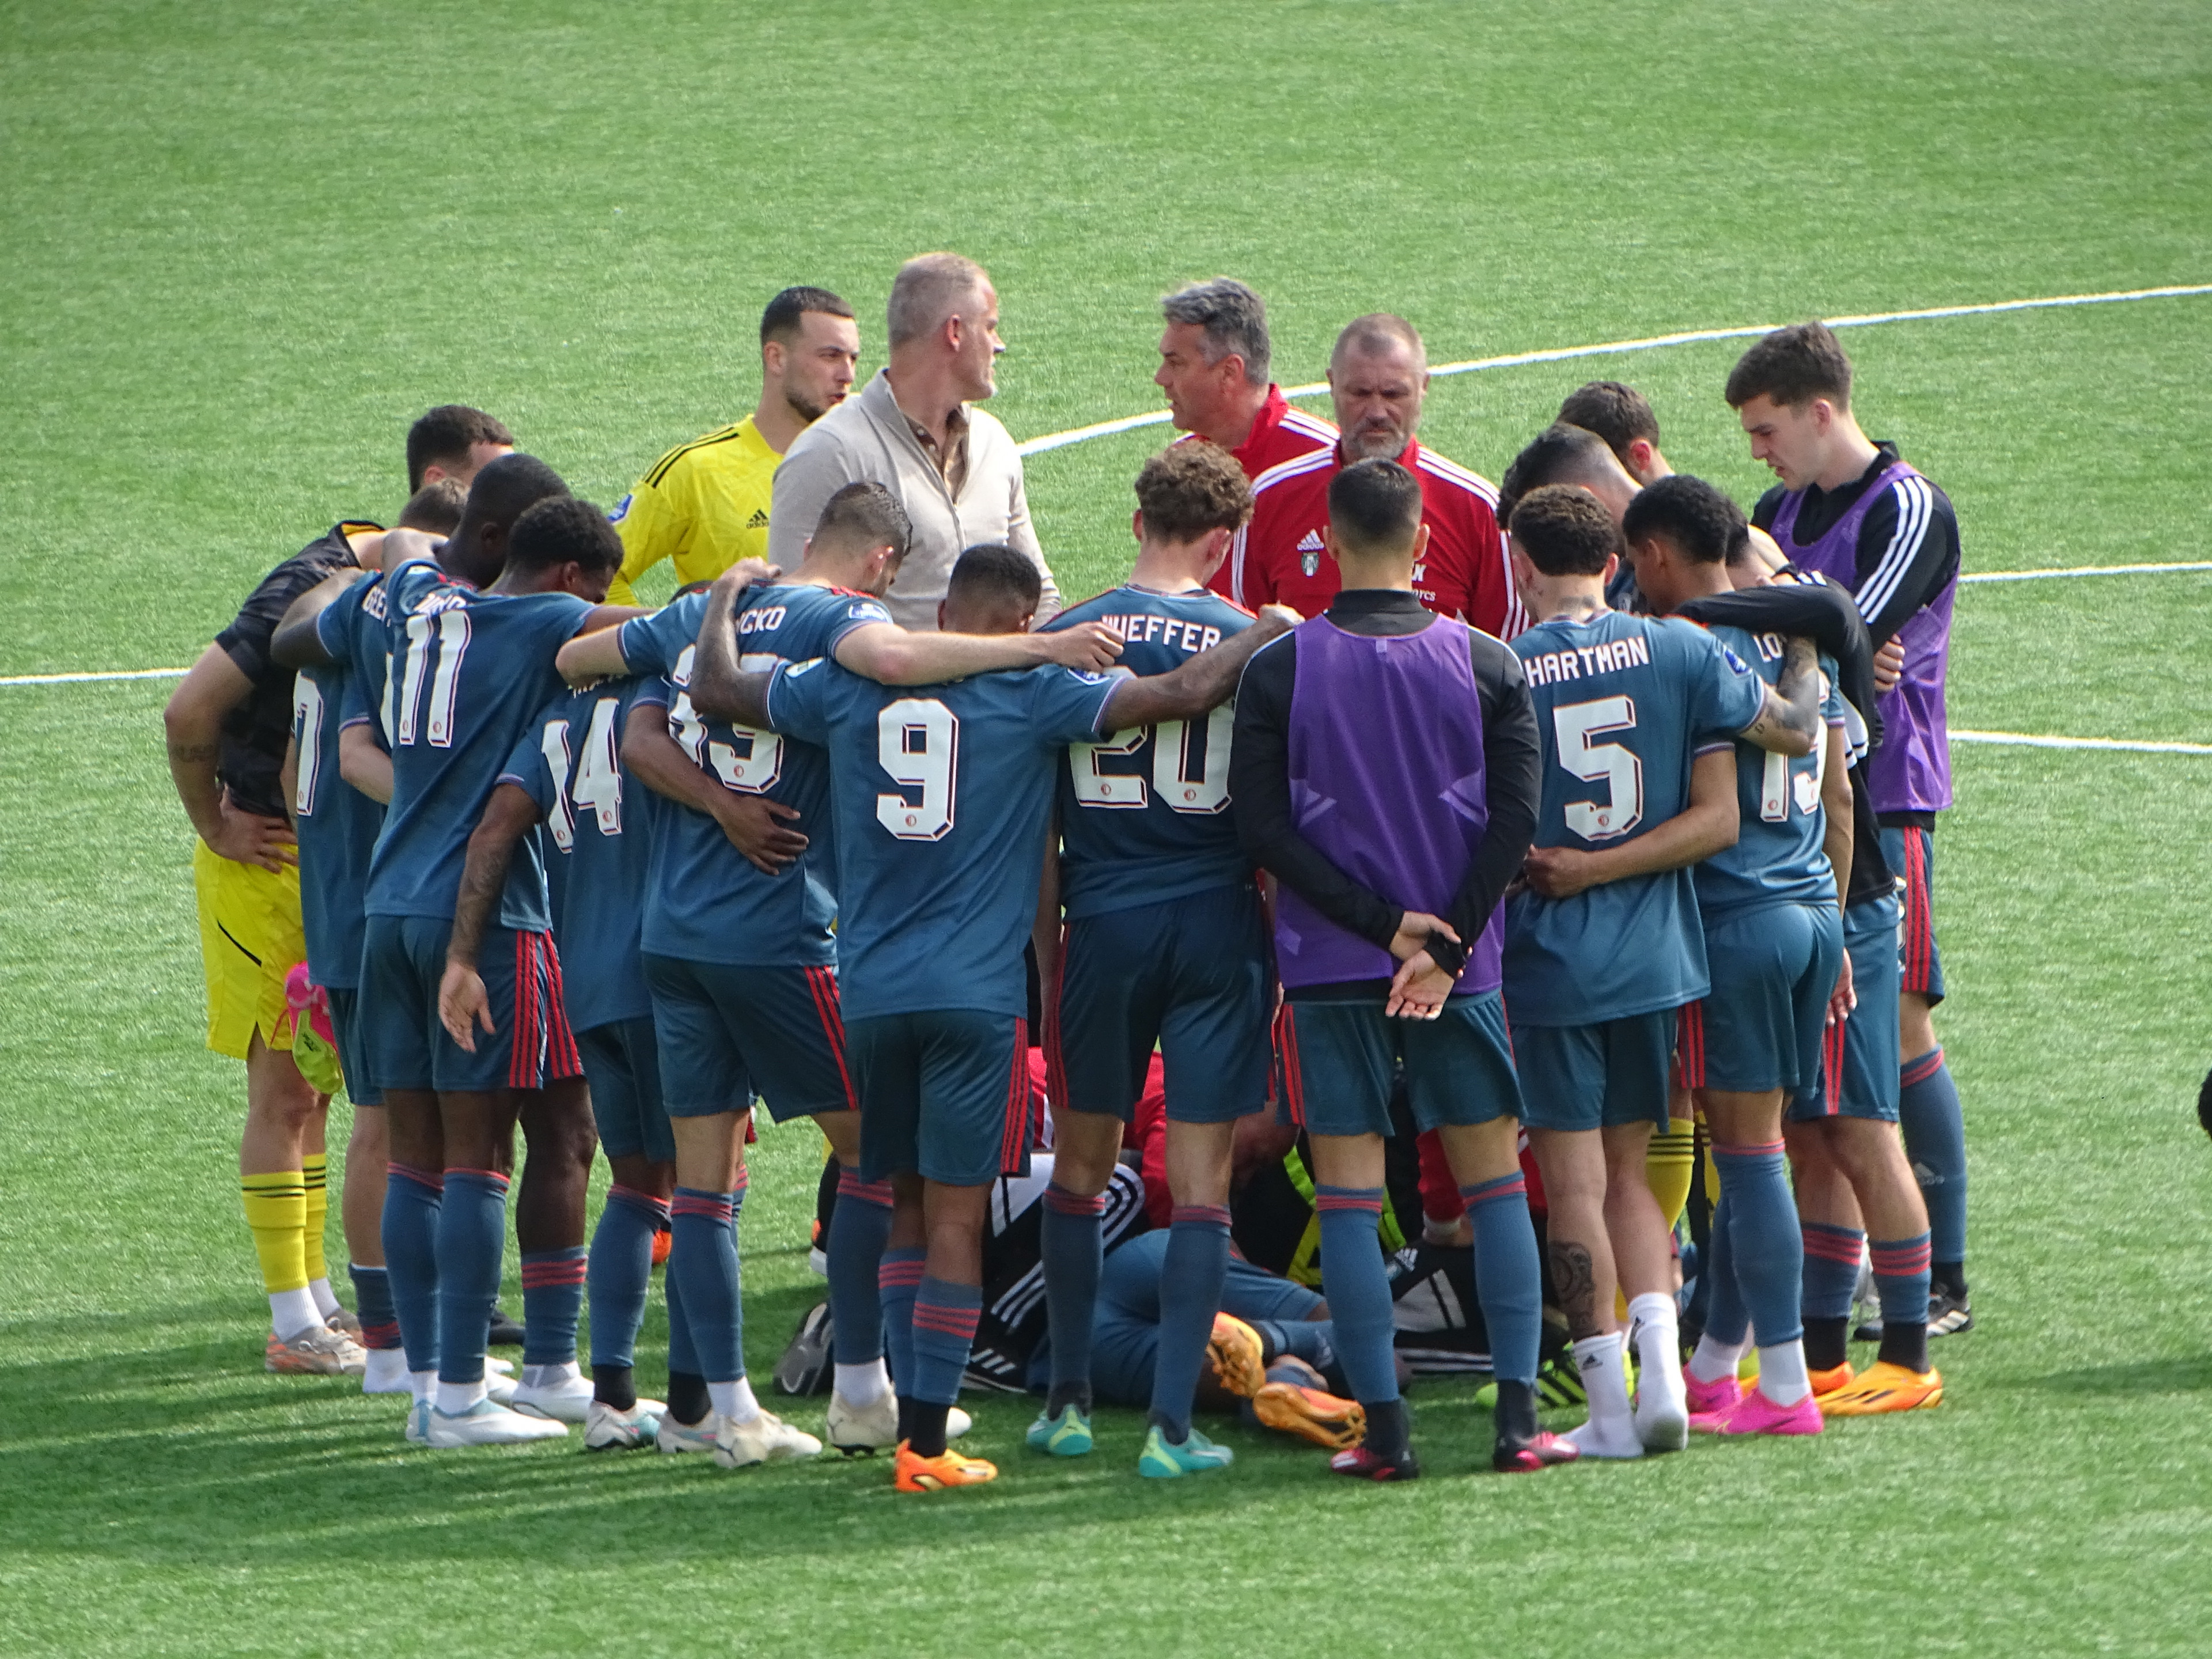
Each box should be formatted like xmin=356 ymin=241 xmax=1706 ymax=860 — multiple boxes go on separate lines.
xmin=877 ymin=698 xmax=958 ymax=841
xmin=1068 ymin=704 xmax=1233 ymax=815
xmin=1552 ymin=695 xmax=1643 ymax=842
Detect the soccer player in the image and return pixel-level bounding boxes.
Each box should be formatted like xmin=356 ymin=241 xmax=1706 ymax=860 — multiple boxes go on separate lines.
xmin=1558 ymin=381 xmax=1673 ymax=486
xmin=407 ymin=404 xmax=515 ymax=494
xmin=770 ymin=253 xmax=1062 ymax=630
xmin=1024 ymin=442 xmax=1275 ymax=1476
xmin=1154 ymin=276 xmax=1336 ymax=478
xmin=439 ymin=658 xmax=681 ymax=1449
xmin=559 ymin=485 xmax=1123 ymax=1467
xmin=1502 ymin=484 xmax=1819 ymax=1460
xmin=698 ymin=543 xmax=1288 ymax=1491
xmin=1621 ymin=475 xmax=1849 ymax=1436
xmin=1728 ymin=321 xmax=1971 ymax=1334
xmin=1680 ymin=535 xmax=1943 ymax=1415
xmin=605 ymin=286 xmax=861 ymax=605
xmin=1218 ymin=314 xmax=1522 ymax=637
xmin=1232 ymin=457 xmax=1563 ymax=1483
xmin=168 ymin=520 xmax=378 ymax=1376
xmin=286 ymin=478 xmax=466 ymax=1393
xmin=355 ymin=479 xmax=636 ymax=1447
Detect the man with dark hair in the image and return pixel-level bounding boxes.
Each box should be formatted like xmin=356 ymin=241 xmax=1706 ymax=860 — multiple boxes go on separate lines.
xmin=406 ymin=405 xmax=515 ymax=495
xmin=695 ymin=543 xmax=1289 ymax=1491
xmin=1025 ymin=442 xmax=1277 ymax=1476
xmin=1156 ymin=277 xmax=1336 ymax=480
xmin=559 ymin=488 xmax=1122 ymax=1465
xmin=1229 ymin=457 xmax=1560 ymax=1483
xmin=349 ymin=485 xmax=639 ymax=1448
xmin=1621 ymin=474 xmax=1855 ymax=1434
xmin=1728 ymin=320 xmax=1972 ymax=1336
xmin=1494 ymin=423 xmax=1642 ymax=541
xmin=1558 ymin=382 xmax=1672 ymax=485
xmin=607 ymin=286 xmax=861 ymax=605
xmin=1222 ymin=316 xmax=1521 ymax=638
xmin=1502 ymin=483 xmax=1820 ymax=1459
xmin=771 ymin=255 xmax=1062 ymax=630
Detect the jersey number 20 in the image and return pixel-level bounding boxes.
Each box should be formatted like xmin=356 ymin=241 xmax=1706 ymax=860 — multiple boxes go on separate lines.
xmin=1068 ymin=704 xmax=1232 ymax=815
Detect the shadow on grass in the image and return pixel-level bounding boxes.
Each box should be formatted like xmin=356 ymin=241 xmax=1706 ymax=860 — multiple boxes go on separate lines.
xmin=2020 ymin=1355 xmax=2212 ymax=1396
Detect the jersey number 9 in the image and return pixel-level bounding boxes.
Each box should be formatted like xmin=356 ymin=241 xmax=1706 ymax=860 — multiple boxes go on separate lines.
xmin=876 ymin=698 xmax=958 ymax=842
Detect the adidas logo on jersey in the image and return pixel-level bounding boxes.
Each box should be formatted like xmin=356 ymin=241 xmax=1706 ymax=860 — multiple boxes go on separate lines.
xmin=1297 ymin=528 xmax=1325 ymax=578
xmin=748 ymin=509 xmax=770 ymax=528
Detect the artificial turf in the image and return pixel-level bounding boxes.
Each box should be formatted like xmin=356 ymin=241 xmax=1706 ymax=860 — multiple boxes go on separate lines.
xmin=2 ymin=1 xmax=2210 ymax=1653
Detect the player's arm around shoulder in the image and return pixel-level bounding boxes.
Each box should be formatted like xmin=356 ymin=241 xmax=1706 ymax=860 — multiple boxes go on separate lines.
xmin=1739 ymin=634 xmax=1821 ymax=757
xmin=272 ymin=567 xmax=371 ymax=669
xmin=684 ymin=560 xmax=794 ymax=728
xmin=1099 ymin=604 xmax=1297 ymax=730
xmin=831 ymin=609 xmax=1122 ymax=687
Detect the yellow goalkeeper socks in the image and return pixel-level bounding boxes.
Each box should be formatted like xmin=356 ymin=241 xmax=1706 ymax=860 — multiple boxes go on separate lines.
xmin=301 ymin=1153 xmax=342 ymax=1321
xmin=242 ymin=1171 xmax=317 ymax=1339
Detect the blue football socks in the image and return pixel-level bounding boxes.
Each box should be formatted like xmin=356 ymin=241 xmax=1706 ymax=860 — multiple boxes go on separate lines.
xmin=381 ymin=1163 xmax=443 ymax=1376
xmin=828 ymin=1167 xmax=893 ymax=1366
xmin=588 ymin=1184 xmax=668 ymax=1376
xmin=520 ymin=1245 xmax=587 ymax=1369
xmin=669 ymin=1183 xmax=743 ymax=1384
xmin=1041 ymin=1184 xmax=1106 ymax=1416
xmin=1711 ymin=1142 xmax=1804 ymax=1346
xmin=1899 ymin=1047 xmax=1968 ymax=1289
xmin=1149 ymin=1203 xmax=1231 ymax=1441
xmin=435 ymin=1168 xmax=510 ymax=1387
xmin=1462 ymin=1173 xmax=1543 ymax=1389
xmin=1313 ymin=1185 xmax=1397 ymax=1406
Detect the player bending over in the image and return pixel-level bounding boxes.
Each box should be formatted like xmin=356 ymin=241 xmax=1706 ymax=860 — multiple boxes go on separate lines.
xmin=1501 ymin=485 xmax=1819 ymax=1460
xmin=699 ymin=542 xmax=1286 ymax=1491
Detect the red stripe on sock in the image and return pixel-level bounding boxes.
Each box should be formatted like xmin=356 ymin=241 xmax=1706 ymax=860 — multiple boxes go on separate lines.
xmin=671 ymin=1193 xmax=734 ymax=1223
xmin=442 ymin=1166 xmax=510 ymax=1187
xmin=1315 ymin=1195 xmax=1383 ymax=1214
xmin=1043 ymin=1184 xmax=1107 ymax=1217
xmin=390 ymin=1163 xmax=445 ymax=1194
xmin=1461 ymin=1175 xmax=1528 ymax=1207
xmin=1801 ymin=1226 xmax=1866 ymax=1264
xmin=911 ymin=1305 xmax=982 ymax=1339
xmin=878 ymin=1258 xmax=926 ymax=1290
xmin=836 ymin=1168 xmax=894 ymax=1206
xmin=1870 ymin=1237 xmax=1934 ymax=1273
xmin=520 ymin=1257 xmax=589 ymax=1287
xmin=1901 ymin=1047 xmax=1945 ymax=1089
xmin=610 ymin=1184 xmax=673 ymax=1225
xmin=1171 ymin=1205 xmax=1231 ymax=1229
xmin=1712 ymin=1139 xmax=1784 ymax=1160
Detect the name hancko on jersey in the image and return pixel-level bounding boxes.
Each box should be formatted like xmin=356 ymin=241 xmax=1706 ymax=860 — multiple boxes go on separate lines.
xmin=1522 ymin=631 xmax=1651 ymax=687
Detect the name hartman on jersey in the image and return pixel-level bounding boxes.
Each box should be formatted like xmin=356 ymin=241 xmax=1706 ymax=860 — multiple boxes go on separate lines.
xmin=1096 ymin=613 xmax=1224 ymax=654
xmin=1521 ymin=631 xmax=1652 ymax=687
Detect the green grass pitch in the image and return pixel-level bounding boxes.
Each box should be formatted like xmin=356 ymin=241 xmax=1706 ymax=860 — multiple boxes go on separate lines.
xmin=3 ymin=1 xmax=2211 ymax=1653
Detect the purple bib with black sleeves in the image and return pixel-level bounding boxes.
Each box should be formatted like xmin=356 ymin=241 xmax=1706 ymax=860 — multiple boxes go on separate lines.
xmin=1277 ymin=612 xmax=1502 ymax=995
xmin=1771 ymin=459 xmax=1953 ymax=815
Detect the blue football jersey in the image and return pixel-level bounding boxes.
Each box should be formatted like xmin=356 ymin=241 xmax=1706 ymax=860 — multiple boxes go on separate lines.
xmin=290 ymin=658 xmax=382 ymax=989
xmin=1505 ymin=610 xmax=1765 ymax=1024
xmin=501 ymin=680 xmax=656 ymax=1032
xmin=1695 ymin=626 xmax=1846 ymax=921
xmin=1042 ymin=584 xmax=1253 ymax=919
xmin=363 ymin=559 xmax=591 ymax=926
xmin=766 ymin=656 xmax=1119 ymax=1021
xmin=618 ymin=582 xmax=892 ymax=966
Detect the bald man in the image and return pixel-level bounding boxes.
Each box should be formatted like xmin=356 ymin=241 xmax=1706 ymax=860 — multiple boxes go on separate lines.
xmin=768 ymin=252 xmax=1062 ymax=630
xmin=1215 ymin=315 xmax=1521 ymax=639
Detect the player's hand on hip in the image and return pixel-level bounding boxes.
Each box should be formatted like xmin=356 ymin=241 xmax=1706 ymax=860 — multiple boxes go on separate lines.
xmin=1386 ymin=950 xmax=1454 ymax=1020
xmin=1038 ymin=622 xmax=1124 ymax=671
xmin=1827 ymin=944 xmax=1857 ymax=1026
xmin=1872 ymin=637 xmax=1905 ymax=695
xmin=714 ymin=794 xmax=808 ymax=876
xmin=1388 ymin=910 xmax=1458 ymax=964
xmin=438 ymin=962 xmax=494 ymax=1052
xmin=1522 ymin=846 xmax=1597 ymax=899
xmin=210 ymin=790 xmax=297 ymax=872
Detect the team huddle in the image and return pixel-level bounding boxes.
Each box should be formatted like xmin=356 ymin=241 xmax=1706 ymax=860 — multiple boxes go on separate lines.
xmin=165 ymin=258 xmax=1971 ymax=1491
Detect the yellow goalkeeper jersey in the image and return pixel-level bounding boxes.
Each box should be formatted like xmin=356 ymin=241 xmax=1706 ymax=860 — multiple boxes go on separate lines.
xmin=606 ymin=415 xmax=779 ymax=605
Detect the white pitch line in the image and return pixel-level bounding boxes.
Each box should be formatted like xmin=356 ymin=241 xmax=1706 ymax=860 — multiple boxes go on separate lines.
xmin=1960 ymin=560 xmax=2212 ymax=585
xmin=1014 ymin=280 xmax=2212 ymax=457
xmin=0 ymin=666 xmax=189 ymax=687
xmin=1953 ymin=730 xmax=2212 ymax=755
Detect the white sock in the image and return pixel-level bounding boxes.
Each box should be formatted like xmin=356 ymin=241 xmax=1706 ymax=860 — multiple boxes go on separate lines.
xmin=1564 ymin=1333 xmax=1643 ymax=1459
xmin=1756 ymin=1340 xmax=1812 ymax=1407
xmin=835 ymin=1359 xmax=892 ymax=1407
xmin=270 ymin=1286 xmax=322 ymax=1342
xmin=363 ymin=1348 xmax=411 ymax=1393
xmin=309 ymin=1276 xmax=342 ymax=1321
xmin=1688 ymin=1332 xmax=1748 ymax=1385
xmin=435 ymin=1378 xmax=489 ymax=1415
xmin=410 ymin=1368 xmax=437 ymax=1405
xmin=709 ymin=1376 xmax=764 ymax=1425
xmin=1627 ymin=1294 xmax=1685 ymax=1418
xmin=521 ymin=1361 xmax=579 ymax=1389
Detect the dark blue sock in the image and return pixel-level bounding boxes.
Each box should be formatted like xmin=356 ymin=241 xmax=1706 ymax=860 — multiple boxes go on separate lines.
xmin=435 ymin=1168 xmax=509 ymax=1385
xmin=1147 ymin=1204 xmax=1231 ymax=1439
xmin=1704 ymin=1191 xmax=1749 ymax=1346
xmin=1800 ymin=1222 xmax=1865 ymax=1321
xmin=664 ymin=1253 xmax=699 ymax=1380
xmin=908 ymin=1275 xmax=982 ymax=1406
xmin=1899 ymin=1048 xmax=1967 ymax=1274
xmin=827 ymin=1168 xmax=893 ymax=1366
xmin=1251 ymin=1318 xmax=1338 ymax=1375
xmin=1041 ymin=1185 xmax=1105 ymax=1412
xmin=877 ymin=1247 xmax=925 ymax=1393
xmin=588 ymin=1185 xmax=667 ymax=1372
xmin=1871 ymin=1230 xmax=1933 ymax=1328
xmin=1313 ymin=1185 xmax=1397 ymax=1406
xmin=1462 ymin=1174 xmax=1543 ymax=1389
xmin=670 ymin=1186 xmax=741 ymax=1384
xmin=349 ymin=1263 xmax=401 ymax=1354
xmin=520 ymin=1246 xmax=588 ymax=1367
xmin=381 ymin=1163 xmax=442 ymax=1373
xmin=1712 ymin=1142 xmax=1802 ymax=1346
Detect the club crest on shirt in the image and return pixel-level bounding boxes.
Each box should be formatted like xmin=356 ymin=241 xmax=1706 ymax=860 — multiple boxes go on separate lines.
xmin=1296 ymin=527 xmax=1325 ymax=578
